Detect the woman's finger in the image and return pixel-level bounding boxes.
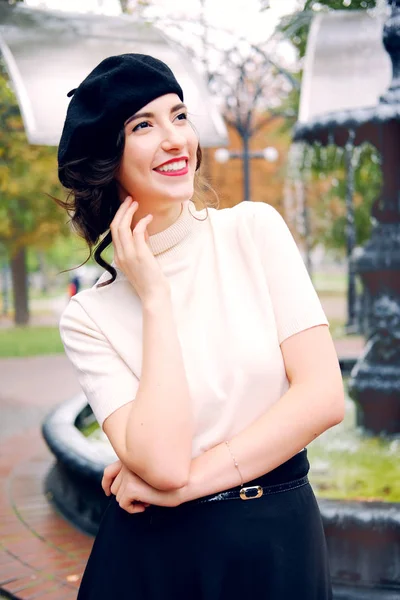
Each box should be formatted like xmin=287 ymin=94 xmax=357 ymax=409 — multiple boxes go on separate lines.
xmin=102 ymin=472 xmax=118 ymax=496
xmin=116 ymin=478 xmax=130 ymax=506
xmin=117 ymin=201 xmax=140 ymax=253
xmin=111 ymin=196 xmax=133 ymax=232
xmin=102 ymin=460 xmax=122 ymax=496
xmin=119 ymin=199 xmax=138 ymax=232
xmin=112 ymin=198 xmax=137 ymax=258
xmin=133 ymin=214 xmax=153 ymax=237
xmin=101 ymin=473 xmax=110 ymax=496
xmin=102 ymin=474 xmax=113 ymax=496
xmin=111 ymin=196 xmax=136 ymax=258
xmin=110 ymin=472 xmax=122 ymax=497
xmin=124 ymin=497 xmax=147 ymax=513
xmin=122 ymin=501 xmax=146 ymax=514
xmin=131 ymin=215 xmax=153 ymax=252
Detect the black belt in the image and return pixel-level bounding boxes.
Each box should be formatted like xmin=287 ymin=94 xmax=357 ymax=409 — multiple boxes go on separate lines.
xmin=187 ymin=475 xmax=309 ymax=506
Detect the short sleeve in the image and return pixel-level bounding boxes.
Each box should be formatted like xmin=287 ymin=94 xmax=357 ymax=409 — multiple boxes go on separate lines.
xmin=251 ymin=202 xmax=329 ymax=345
xmin=59 ymin=297 xmax=139 ymax=427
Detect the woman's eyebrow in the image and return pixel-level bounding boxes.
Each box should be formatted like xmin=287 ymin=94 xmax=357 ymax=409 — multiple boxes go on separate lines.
xmin=170 ymin=102 xmax=187 ymax=113
xmin=124 ymin=103 xmax=187 ymax=126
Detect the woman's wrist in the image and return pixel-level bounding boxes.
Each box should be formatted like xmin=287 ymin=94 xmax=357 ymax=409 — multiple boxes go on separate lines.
xmin=141 ymin=286 xmax=171 ymax=312
xmin=173 ymin=469 xmax=201 ymax=506
xmin=175 ymin=442 xmax=240 ymax=505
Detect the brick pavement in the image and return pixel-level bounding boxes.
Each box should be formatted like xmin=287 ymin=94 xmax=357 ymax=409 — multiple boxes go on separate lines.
xmin=0 ymin=429 xmax=93 ymax=599
xmin=0 ymin=355 xmax=89 ymax=599
xmin=0 ymin=330 xmax=364 ymax=599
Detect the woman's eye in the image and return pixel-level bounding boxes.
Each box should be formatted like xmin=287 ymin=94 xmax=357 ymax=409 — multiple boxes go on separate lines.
xmin=133 ymin=121 xmax=150 ymax=132
xmin=176 ymin=112 xmax=188 ymax=121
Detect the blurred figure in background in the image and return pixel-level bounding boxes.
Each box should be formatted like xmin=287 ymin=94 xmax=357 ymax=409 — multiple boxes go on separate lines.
xmin=67 ymin=275 xmax=80 ymax=298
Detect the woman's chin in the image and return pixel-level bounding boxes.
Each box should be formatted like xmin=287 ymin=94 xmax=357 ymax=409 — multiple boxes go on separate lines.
xmin=158 ymin=183 xmax=194 ymax=203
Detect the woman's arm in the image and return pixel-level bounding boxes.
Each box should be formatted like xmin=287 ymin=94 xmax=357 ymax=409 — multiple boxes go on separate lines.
xmin=182 ymin=324 xmax=344 ymax=502
xmin=97 ymin=199 xmax=194 ymax=492
xmin=104 ymin=324 xmax=345 ymax=509
xmin=103 ymin=288 xmax=194 ymax=491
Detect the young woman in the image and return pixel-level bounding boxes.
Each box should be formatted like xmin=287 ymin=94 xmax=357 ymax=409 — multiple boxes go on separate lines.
xmin=57 ymin=53 xmax=344 ymax=600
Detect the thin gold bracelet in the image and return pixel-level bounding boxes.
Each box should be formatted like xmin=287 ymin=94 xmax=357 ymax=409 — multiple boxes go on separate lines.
xmin=225 ymin=440 xmax=244 ymax=487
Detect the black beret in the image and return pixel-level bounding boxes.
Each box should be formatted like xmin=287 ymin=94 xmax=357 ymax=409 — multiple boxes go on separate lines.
xmin=57 ymin=53 xmax=184 ymax=180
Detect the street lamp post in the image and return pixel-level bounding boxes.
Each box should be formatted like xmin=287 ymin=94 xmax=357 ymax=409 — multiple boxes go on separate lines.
xmin=243 ymin=131 xmax=250 ymax=202
xmin=210 ymin=45 xmax=295 ymax=203
xmin=215 ymin=145 xmax=279 ymax=201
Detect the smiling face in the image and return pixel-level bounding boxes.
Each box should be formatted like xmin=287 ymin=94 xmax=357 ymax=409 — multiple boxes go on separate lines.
xmin=116 ymin=93 xmax=198 ymax=211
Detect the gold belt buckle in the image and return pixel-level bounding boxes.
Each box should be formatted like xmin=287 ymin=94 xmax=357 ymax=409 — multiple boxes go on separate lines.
xmin=239 ymin=485 xmax=263 ymax=500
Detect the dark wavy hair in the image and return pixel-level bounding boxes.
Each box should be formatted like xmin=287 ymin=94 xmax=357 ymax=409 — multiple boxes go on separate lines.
xmin=54 ymin=128 xmax=213 ymax=288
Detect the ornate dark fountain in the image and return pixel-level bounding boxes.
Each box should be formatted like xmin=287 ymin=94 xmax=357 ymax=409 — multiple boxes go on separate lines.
xmin=295 ymin=0 xmax=400 ymax=437
xmin=294 ymin=1 xmax=400 ymax=597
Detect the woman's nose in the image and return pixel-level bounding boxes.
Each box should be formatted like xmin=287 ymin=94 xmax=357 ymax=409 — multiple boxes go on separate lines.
xmin=161 ymin=124 xmax=186 ymax=150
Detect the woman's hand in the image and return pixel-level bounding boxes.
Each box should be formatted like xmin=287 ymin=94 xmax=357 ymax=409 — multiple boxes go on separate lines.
xmin=101 ymin=459 xmax=122 ymax=495
xmin=110 ymin=196 xmax=170 ymax=301
xmin=102 ymin=460 xmax=185 ymax=514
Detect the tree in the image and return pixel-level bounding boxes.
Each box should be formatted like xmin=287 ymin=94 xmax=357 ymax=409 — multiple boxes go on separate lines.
xmin=276 ymin=0 xmax=384 ymax=262
xmin=209 ymin=45 xmax=296 ymax=202
xmin=118 ymin=0 xmax=151 ymax=15
xmin=0 ymin=62 xmax=65 ymax=324
xmin=297 ymin=143 xmax=381 ymax=255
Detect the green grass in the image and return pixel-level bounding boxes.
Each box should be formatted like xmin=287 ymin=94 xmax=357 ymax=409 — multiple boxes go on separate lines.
xmin=29 ymin=287 xmax=66 ymax=301
xmin=313 ymin=271 xmax=364 ymax=296
xmin=327 ymin=318 xmax=346 ymax=339
xmin=308 ymin=436 xmax=400 ymax=502
xmin=82 ymin=420 xmax=101 ymax=437
xmin=313 ymin=272 xmax=346 ymax=294
xmin=308 ymin=382 xmax=400 ymax=502
xmin=0 ymin=326 xmax=64 ymax=357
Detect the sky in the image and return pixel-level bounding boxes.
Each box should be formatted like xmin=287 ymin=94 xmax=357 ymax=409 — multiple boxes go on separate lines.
xmin=24 ymin=0 xmax=299 ymax=48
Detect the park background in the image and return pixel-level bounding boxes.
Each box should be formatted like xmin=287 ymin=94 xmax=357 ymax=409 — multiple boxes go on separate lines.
xmin=0 ymin=1 xmax=399 ymax=599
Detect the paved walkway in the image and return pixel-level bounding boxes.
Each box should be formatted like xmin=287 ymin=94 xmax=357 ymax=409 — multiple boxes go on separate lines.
xmin=0 ymin=355 xmax=90 ymax=599
xmin=0 ymin=294 xmax=364 ymax=599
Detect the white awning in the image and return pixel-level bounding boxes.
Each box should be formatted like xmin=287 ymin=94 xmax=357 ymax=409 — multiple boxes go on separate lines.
xmin=0 ymin=3 xmax=228 ymax=148
xmin=298 ymin=9 xmax=391 ymax=126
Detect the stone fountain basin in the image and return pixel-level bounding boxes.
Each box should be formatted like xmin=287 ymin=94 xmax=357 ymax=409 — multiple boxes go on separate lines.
xmin=41 ymin=394 xmax=116 ymax=536
xmin=42 ymin=393 xmax=400 ymax=599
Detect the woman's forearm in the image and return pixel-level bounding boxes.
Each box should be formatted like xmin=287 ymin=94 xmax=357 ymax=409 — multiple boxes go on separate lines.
xmin=179 ymin=382 xmax=344 ymax=503
xmin=125 ymin=290 xmax=193 ymax=490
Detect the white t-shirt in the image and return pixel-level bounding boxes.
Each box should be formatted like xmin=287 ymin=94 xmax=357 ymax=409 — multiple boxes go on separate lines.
xmin=59 ymin=200 xmax=329 ymax=458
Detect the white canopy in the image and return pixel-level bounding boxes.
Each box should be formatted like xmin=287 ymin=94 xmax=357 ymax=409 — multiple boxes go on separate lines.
xmin=0 ymin=3 xmax=228 ymax=148
xmin=298 ymin=9 xmax=392 ymax=126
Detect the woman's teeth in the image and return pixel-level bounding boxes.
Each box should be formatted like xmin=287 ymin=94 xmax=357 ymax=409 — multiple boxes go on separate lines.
xmin=156 ymin=159 xmax=186 ymax=173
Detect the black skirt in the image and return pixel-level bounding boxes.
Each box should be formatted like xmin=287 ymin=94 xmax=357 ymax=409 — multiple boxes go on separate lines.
xmin=77 ymin=449 xmax=332 ymax=600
